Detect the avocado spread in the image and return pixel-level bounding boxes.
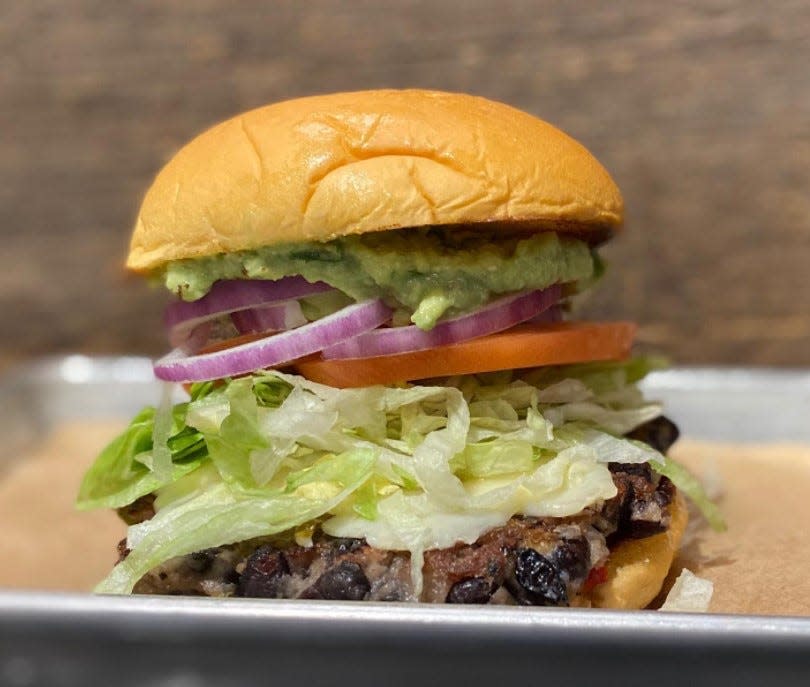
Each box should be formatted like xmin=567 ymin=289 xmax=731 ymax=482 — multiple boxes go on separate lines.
xmin=163 ymin=229 xmax=595 ymax=330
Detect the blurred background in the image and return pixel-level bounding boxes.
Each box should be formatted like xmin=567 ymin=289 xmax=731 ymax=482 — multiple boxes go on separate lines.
xmin=2 ymin=1 xmax=809 ymax=370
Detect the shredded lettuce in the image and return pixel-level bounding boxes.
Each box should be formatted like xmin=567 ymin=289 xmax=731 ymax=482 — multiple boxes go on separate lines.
xmin=150 ymin=383 xmax=175 ymax=482
xmin=81 ymin=357 xmax=721 ymax=595
xmin=451 ymin=440 xmax=535 ymax=479
xmin=76 ymin=406 xmax=207 ymax=510
xmin=97 ymin=447 xmax=374 ymax=594
xmin=200 ymin=379 xmax=271 ymax=488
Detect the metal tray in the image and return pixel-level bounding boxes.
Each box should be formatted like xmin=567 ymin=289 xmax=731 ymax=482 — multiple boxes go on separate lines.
xmin=2 ymin=357 xmax=810 ymax=687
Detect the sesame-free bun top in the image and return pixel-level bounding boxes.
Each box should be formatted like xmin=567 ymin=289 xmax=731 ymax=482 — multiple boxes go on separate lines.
xmin=127 ymin=89 xmax=624 ymax=273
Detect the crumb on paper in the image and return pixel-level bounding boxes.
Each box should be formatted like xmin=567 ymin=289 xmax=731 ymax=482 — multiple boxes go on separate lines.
xmin=659 ymin=568 xmax=713 ymax=613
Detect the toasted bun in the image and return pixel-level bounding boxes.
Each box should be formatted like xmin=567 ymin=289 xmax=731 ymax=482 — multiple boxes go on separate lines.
xmin=127 ymin=89 xmax=623 ymax=273
xmin=590 ymin=490 xmax=688 ymax=610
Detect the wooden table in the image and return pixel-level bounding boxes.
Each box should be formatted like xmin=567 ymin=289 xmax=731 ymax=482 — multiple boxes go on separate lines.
xmin=2 ymin=1 xmax=809 ymax=366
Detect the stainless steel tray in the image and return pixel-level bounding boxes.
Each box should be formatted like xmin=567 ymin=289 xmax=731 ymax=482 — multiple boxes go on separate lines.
xmin=2 ymin=357 xmax=810 ymax=686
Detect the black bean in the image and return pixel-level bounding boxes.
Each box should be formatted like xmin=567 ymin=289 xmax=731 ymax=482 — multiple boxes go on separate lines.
xmin=224 ymin=567 xmax=241 ymax=585
xmin=626 ymin=416 xmax=680 ymax=454
xmin=509 ymin=548 xmax=568 ymax=606
xmin=624 ymin=519 xmax=666 ymax=539
xmin=653 ymin=477 xmax=675 ymax=507
xmin=609 ymin=462 xmax=653 ymax=480
xmin=237 ymin=546 xmax=289 ymax=598
xmin=186 ymin=549 xmax=218 ymax=573
xmin=551 ymin=537 xmax=590 ymax=583
xmin=446 ymin=577 xmax=493 ymax=604
xmin=622 ymin=477 xmax=675 ymax=539
xmin=312 ymin=561 xmax=370 ymax=601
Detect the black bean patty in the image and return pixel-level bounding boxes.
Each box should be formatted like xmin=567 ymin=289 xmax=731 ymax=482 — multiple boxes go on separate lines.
xmin=120 ymin=418 xmax=677 ymax=606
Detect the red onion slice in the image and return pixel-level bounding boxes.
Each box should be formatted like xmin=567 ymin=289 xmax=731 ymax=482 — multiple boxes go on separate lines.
xmin=154 ymin=299 xmax=393 ymax=382
xmin=166 ymin=277 xmax=334 ymax=347
xmin=322 ymin=286 xmax=561 ymax=360
xmin=231 ymin=301 xmax=308 ymax=334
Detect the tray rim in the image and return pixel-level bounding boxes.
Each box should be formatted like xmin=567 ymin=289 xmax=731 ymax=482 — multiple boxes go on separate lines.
xmin=2 ymin=590 xmax=810 ymax=642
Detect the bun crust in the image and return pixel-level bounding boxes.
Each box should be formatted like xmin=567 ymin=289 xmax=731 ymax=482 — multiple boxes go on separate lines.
xmin=590 ymin=490 xmax=689 ymax=610
xmin=127 ymin=90 xmax=623 ymax=272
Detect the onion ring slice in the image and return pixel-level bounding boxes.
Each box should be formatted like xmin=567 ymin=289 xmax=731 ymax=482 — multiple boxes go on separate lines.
xmin=322 ymin=286 xmax=561 ymax=360
xmin=165 ymin=278 xmax=333 ymax=348
xmin=154 ymin=299 xmax=392 ymax=382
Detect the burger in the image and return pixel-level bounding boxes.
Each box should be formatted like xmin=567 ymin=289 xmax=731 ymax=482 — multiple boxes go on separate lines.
xmin=78 ymin=89 xmax=720 ymax=608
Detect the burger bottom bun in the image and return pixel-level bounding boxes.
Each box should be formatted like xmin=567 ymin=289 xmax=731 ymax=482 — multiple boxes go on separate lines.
xmin=589 ymin=491 xmax=688 ymax=610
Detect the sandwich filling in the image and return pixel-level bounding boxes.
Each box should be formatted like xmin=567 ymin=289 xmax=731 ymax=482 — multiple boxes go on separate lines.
xmin=122 ymin=456 xmax=675 ymax=605
xmin=79 ymin=360 xmax=721 ymax=597
xmin=80 ymin=227 xmax=722 ymax=602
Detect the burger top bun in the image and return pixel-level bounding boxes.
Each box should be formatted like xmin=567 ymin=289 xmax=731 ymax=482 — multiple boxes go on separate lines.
xmin=127 ymin=89 xmax=623 ymax=273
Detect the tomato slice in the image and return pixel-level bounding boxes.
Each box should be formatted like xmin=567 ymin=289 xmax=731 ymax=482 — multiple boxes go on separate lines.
xmin=294 ymin=321 xmax=636 ymax=388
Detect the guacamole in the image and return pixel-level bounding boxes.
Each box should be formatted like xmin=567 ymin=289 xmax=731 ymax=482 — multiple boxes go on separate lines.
xmin=163 ymin=229 xmax=595 ymax=330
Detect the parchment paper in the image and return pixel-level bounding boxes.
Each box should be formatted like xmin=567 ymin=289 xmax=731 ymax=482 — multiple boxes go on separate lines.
xmin=1 ymin=422 xmax=808 ymax=615
xmin=0 ymin=423 xmax=126 ymax=592
xmin=662 ymin=440 xmax=810 ymax=616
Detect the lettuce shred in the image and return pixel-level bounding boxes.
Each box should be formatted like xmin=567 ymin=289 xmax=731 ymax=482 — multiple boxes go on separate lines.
xmin=78 ymin=358 xmax=721 ymax=594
